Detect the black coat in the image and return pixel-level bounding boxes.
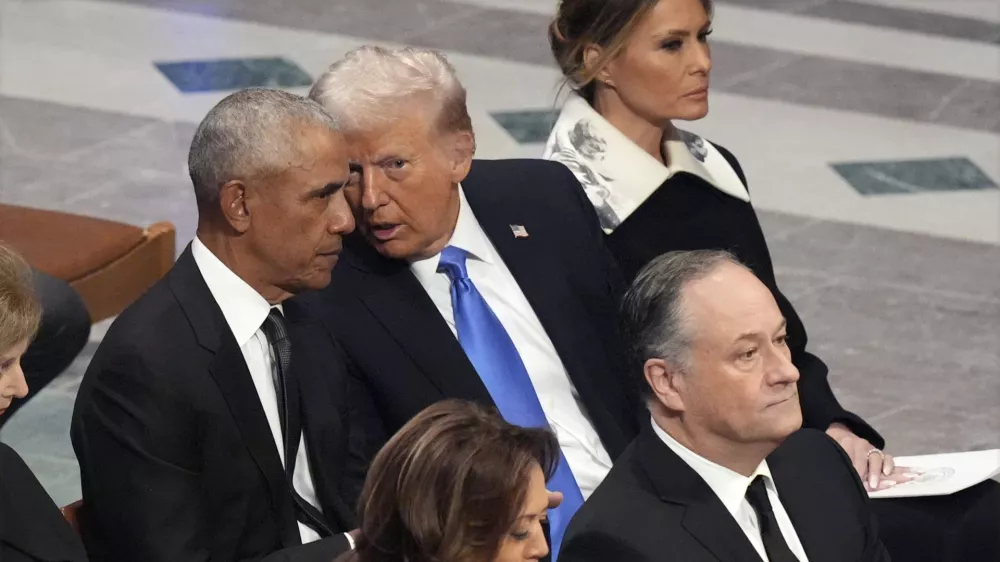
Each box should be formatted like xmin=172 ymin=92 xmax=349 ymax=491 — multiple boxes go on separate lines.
xmin=560 ymin=427 xmax=891 ymax=562
xmin=71 ymin=249 xmax=354 ymax=562
xmin=305 ymin=159 xmax=640 ymax=506
xmin=0 ymin=443 xmax=88 ymax=562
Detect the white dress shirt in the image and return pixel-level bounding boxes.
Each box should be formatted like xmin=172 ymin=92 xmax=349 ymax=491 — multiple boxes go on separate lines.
xmin=409 ymin=186 xmax=614 ymax=498
xmin=191 ymin=238 xmax=324 ymax=545
xmin=651 ymin=418 xmax=810 ymax=562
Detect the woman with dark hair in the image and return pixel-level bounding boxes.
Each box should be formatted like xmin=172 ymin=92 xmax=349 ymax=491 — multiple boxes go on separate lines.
xmin=339 ymin=400 xmax=558 ymax=562
xmin=0 ymin=243 xmax=88 ymax=562
xmin=543 ymin=2 xmax=1000 ymax=560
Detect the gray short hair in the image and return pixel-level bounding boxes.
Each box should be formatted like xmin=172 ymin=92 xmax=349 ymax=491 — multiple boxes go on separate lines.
xmin=308 ymin=46 xmax=472 ymax=135
xmin=188 ymin=88 xmax=341 ymax=206
xmin=621 ymin=250 xmax=748 ymax=399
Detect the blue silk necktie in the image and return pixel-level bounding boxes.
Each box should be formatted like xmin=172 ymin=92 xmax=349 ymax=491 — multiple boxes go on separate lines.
xmin=438 ymin=246 xmax=584 ymax=559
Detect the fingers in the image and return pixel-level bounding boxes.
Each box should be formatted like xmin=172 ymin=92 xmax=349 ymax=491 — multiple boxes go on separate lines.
xmin=547 ymin=490 xmax=564 ymax=509
xmin=847 ymin=439 xmax=869 ymax=481
xmin=866 ymin=450 xmax=885 ymax=490
xmin=882 ymin=453 xmax=895 ymax=476
xmin=892 ymin=464 xmax=918 ymax=483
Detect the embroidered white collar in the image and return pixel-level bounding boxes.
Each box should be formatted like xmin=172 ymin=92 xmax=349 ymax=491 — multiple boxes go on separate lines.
xmin=542 ymin=95 xmax=749 ymax=234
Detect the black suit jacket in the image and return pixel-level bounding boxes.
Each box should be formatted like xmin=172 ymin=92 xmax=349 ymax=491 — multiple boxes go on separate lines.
xmin=0 ymin=444 xmax=88 ymax=562
xmin=605 ymin=145 xmax=882 ymax=447
xmin=306 ymin=159 xmax=639 ymax=504
xmin=70 ymin=248 xmax=353 ymax=562
xmin=561 ymin=426 xmax=890 ymax=562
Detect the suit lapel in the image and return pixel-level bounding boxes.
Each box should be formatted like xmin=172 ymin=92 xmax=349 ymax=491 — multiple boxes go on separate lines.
xmin=169 ymin=248 xmax=299 ymax=547
xmin=283 ymin=302 xmax=355 ymax=529
xmin=769 ymin=451 xmax=847 ymax=562
xmin=636 ymin=426 xmax=764 ymax=562
xmin=462 ymin=174 xmax=608 ymax=406
xmin=207 ymin=347 xmax=299 ymax=545
xmin=347 ymin=244 xmax=494 ymax=404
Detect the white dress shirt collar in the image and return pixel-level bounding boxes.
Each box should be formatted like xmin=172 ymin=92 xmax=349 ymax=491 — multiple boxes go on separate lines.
xmin=651 ymin=417 xmax=776 ymax=517
xmin=191 ymin=237 xmax=280 ymax=346
xmin=410 ymin=184 xmax=495 ymax=282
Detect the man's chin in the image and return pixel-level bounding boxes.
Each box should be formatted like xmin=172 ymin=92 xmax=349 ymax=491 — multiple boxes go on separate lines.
xmin=367 ymin=236 xmax=414 ymax=260
xmin=777 ymin=409 xmax=804 ymax=438
xmin=761 ymin=400 xmax=803 ymax=440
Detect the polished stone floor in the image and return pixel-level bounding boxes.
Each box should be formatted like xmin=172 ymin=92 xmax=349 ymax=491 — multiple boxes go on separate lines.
xmin=0 ymin=0 xmax=998 ymax=505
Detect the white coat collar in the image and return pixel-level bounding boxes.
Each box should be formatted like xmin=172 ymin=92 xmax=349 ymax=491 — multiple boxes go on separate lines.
xmin=542 ymin=95 xmax=749 ymax=234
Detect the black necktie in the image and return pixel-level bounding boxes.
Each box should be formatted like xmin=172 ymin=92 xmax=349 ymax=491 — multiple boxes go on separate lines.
xmin=262 ymin=309 xmax=291 ymax=439
xmin=745 ymin=475 xmax=799 ymax=562
xmin=261 ymin=308 xmax=332 ymax=538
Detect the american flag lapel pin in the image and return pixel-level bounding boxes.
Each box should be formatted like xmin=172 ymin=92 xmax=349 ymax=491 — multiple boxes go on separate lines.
xmin=510 ymin=224 xmax=529 ymax=239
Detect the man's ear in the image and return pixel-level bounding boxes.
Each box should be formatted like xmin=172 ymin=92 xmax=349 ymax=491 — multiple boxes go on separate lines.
xmin=449 ymin=130 xmax=475 ymax=183
xmin=219 ymin=180 xmax=251 ymax=234
xmin=644 ymin=357 xmax=687 ymax=413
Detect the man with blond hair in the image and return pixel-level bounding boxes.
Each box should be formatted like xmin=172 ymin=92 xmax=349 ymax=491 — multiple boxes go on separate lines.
xmin=305 ymin=46 xmax=638 ymax=556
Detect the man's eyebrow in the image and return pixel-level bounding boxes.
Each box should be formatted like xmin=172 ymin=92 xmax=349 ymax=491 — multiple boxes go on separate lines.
xmin=306 ymin=179 xmax=348 ymax=198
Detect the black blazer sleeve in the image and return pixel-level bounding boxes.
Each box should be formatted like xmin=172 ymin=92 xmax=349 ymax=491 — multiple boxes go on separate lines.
xmin=552 ymin=162 xmax=640 ymax=430
xmin=0 ymin=444 xmax=88 ymax=562
xmin=819 ymin=433 xmax=892 ymax=562
xmin=72 ymin=348 xmax=213 ymax=562
xmin=554 ymin=160 xmax=627 ymax=306
xmin=716 ymin=146 xmax=883 ymax=448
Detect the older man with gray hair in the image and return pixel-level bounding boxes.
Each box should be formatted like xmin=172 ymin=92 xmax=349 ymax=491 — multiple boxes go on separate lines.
xmin=304 ymin=46 xmax=638 ymax=557
xmin=560 ymin=250 xmax=890 ymax=562
xmin=72 ymin=88 xmax=359 ymax=562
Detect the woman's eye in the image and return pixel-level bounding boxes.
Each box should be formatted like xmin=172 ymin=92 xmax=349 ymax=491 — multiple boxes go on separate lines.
xmin=510 ymin=530 xmax=530 ymax=541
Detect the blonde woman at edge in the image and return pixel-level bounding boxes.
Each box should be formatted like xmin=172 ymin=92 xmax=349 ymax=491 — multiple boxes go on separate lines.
xmin=0 ymin=243 xmax=88 ymax=562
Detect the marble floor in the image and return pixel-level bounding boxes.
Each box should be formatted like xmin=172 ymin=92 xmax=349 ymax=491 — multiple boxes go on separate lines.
xmin=0 ymin=0 xmax=998 ymax=506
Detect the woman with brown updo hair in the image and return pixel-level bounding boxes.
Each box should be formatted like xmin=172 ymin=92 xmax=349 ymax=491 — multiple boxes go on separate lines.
xmin=542 ymin=0 xmax=895 ymax=483
xmin=337 ymin=399 xmax=557 ymax=562
xmin=0 ymin=243 xmax=88 ymax=562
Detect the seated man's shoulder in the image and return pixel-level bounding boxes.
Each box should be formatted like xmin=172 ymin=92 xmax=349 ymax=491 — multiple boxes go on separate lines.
xmin=0 ymin=441 xmax=25 ymax=469
xmin=468 ymin=159 xmax=581 ymax=198
xmin=572 ymin=446 xmax=672 ymax=532
xmin=563 ymin=450 xmax=684 ymax=560
xmin=775 ymin=428 xmax=850 ymax=465
xmin=87 ymin=277 xmax=205 ymax=382
xmin=470 ymin=158 xmax=570 ymax=179
xmin=772 ymin=429 xmax=864 ymax=493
